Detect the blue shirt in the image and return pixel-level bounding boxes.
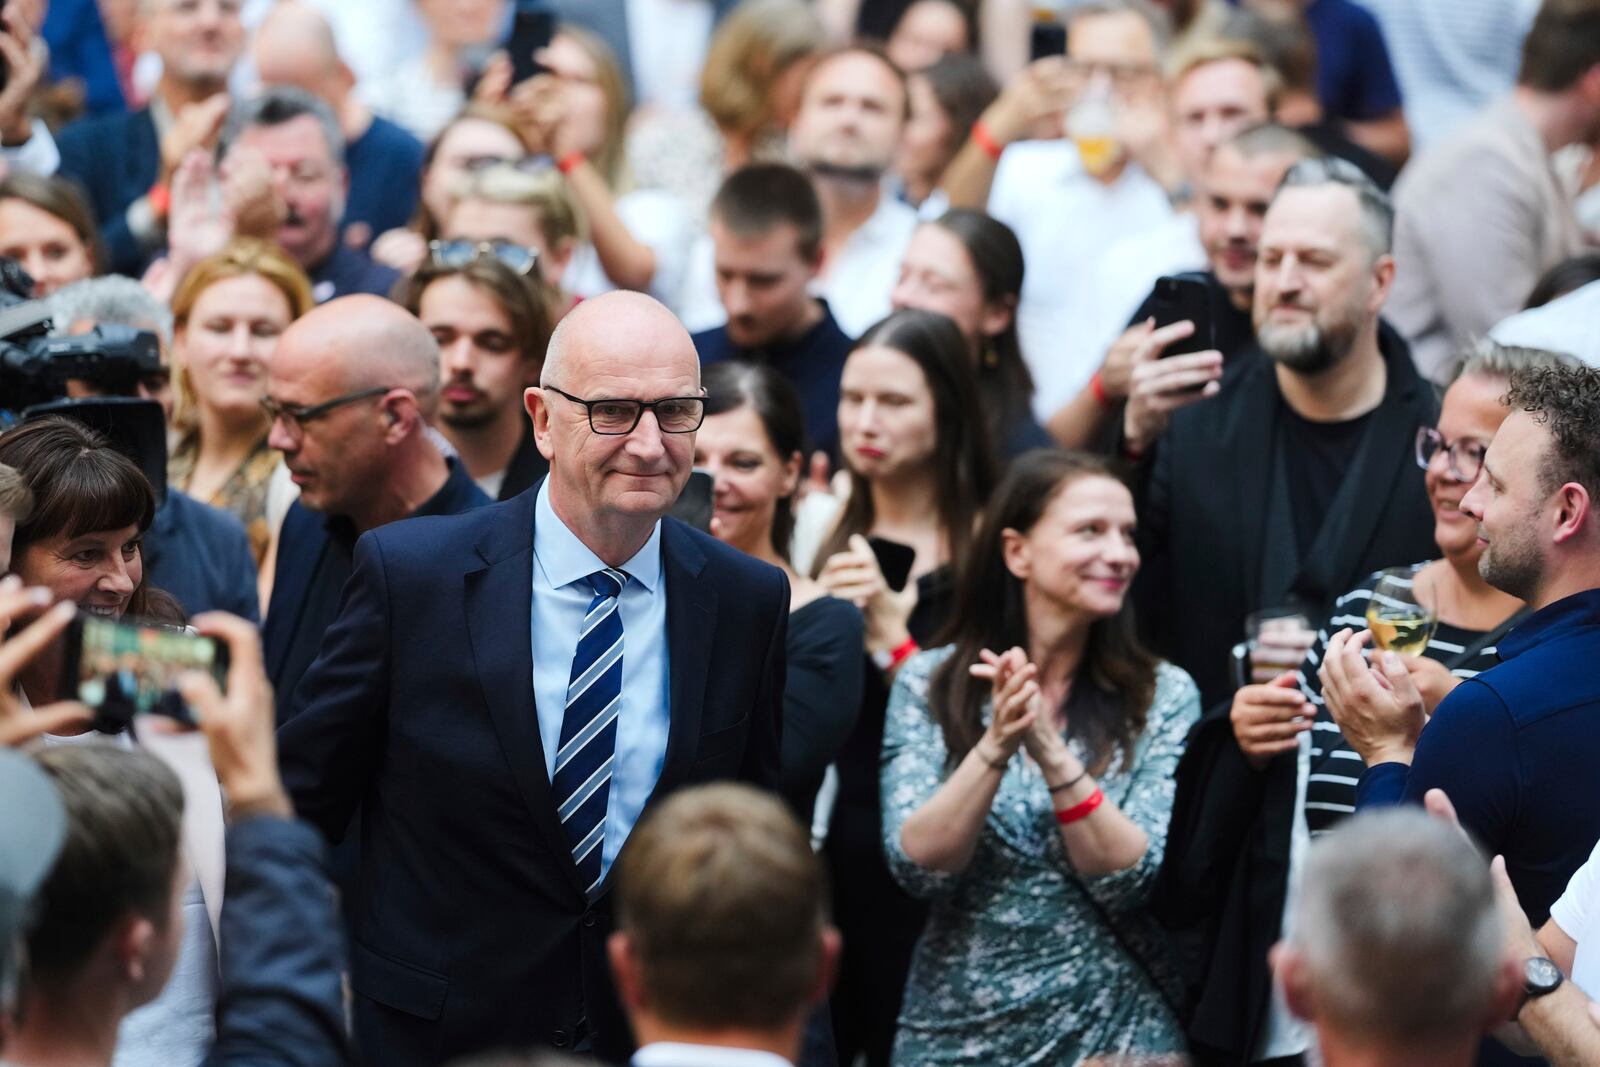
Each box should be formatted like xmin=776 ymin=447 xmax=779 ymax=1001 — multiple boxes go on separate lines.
xmin=145 ymin=490 xmax=260 ymax=623
xmin=1305 ymin=0 xmax=1405 ymax=123
xmin=344 ymin=116 xmax=425 ymax=247
xmin=530 ymin=479 xmax=670 ymax=876
xmin=1357 ymin=588 xmax=1600 ymax=924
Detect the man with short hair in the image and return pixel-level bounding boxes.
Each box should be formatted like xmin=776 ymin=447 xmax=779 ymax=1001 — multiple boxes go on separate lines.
xmin=398 ymin=256 xmax=554 ymax=500
xmin=692 ymin=164 xmax=851 ymax=463
xmin=611 ymin=783 xmax=839 ymax=1067
xmin=1271 ymin=807 xmax=1520 ymax=1067
xmin=251 ymin=0 xmax=424 ymax=250
xmin=1387 ymin=0 xmax=1600 ymax=383
xmin=263 ymin=295 xmax=487 ymax=723
xmin=55 ymin=0 xmax=246 ymax=275
xmin=278 ymin=291 xmax=788 ymax=1067
xmin=0 ymin=614 xmax=349 ymax=1067
xmin=1326 ymin=364 xmax=1600 ymax=931
xmin=217 ymin=87 xmax=400 ymax=302
xmin=786 ymin=46 xmax=918 ymax=340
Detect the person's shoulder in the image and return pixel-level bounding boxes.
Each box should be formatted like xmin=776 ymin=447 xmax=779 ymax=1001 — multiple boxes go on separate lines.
xmin=57 ymin=105 xmax=149 ymax=148
xmin=667 ymin=519 xmax=785 ymax=588
xmin=162 ymin=488 xmax=249 ymax=546
xmin=691 ymin=324 xmax=730 ymax=362
xmin=792 ymin=592 xmax=864 ymax=632
xmin=360 ymin=113 xmax=425 ymax=157
xmin=366 ymin=493 xmax=526 ymax=557
xmin=1152 ymin=660 xmax=1202 ymax=715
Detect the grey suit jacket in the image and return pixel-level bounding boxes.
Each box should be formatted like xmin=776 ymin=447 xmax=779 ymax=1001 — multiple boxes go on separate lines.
xmin=547 ymin=0 xmax=739 ymax=100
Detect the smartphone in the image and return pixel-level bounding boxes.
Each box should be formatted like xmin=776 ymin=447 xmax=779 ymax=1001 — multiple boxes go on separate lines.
xmin=1150 ymin=273 xmax=1218 ymax=357
xmin=1029 ymin=19 xmax=1067 ymax=62
xmin=867 ymin=537 xmax=917 ymax=594
xmin=507 ymin=1 xmax=556 ymax=85
xmin=59 ymin=613 xmax=228 ymax=734
xmin=669 ymin=469 xmax=715 ymax=534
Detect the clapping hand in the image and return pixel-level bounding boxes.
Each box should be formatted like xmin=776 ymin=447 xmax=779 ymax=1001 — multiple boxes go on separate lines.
xmin=1318 ymin=628 xmax=1425 ymax=768
xmin=0 ymin=577 xmax=90 ymax=746
xmin=969 ymin=647 xmax=1042 ymax=765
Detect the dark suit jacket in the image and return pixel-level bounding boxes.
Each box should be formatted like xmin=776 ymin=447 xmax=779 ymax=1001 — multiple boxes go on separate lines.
xmin=146 ymin=489 xmax=260 ymax=622
xmin=55 ymin=107 xmax=159 ymax=276
xmin=547 ymin=0 xmax=739 ymax=101
xmin=1132 ymin=323 xmax=1439 ymax=710
xmin=277 ymin=486 xmax=788 ymax=1066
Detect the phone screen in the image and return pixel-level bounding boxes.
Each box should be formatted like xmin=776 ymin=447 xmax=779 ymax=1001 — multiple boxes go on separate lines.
xmin=1151 ymin=274 xmax=1218 ymax=357
xmin=65 ymin=614 xmax=228 ymax=731
xmin=867 ymin=537 xmax=917 ymax=594
xmin=668 ymin=469 xmax=715 ymax=533
xmin=507 ymin=3 xmax=555 ymax=85
xmin=1029 ymin=20 xmax=1067 ymax=62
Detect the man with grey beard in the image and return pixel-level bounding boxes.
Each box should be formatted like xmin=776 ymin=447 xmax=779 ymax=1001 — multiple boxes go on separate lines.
xmin=1129 ymin=156 xmax=1437 ymax=710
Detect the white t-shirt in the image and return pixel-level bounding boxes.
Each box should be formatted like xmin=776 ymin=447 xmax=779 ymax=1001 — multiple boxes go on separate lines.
xmin=1079 ymin=211 xmax=1207 ymax=372
xmin=816 ymin=194 xmax=920 ymax=340
xmin=1489 ymin=280 xmax=1600 ymax=368
xmin=624 ymin=0 xmax=715 ymax=112
xmin=987 ymin=140 xmax=1175 ymax=420
xmin=1550 ymin=835 xmax=1600 ymax=996
xmin=563 ymin=188 xmax=694 ymax=313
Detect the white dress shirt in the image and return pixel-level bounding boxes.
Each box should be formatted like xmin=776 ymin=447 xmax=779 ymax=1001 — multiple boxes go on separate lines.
xmin=816 ymin=193 xmax=920 ymax=340
xmin=987 ymin=140 xmax=1175 ymax=420
xmin=530 ymin=480 xmax=671 ymax=877
xmin=624 ymin=0 xmax=715 ymax=112
xmin=634 ymin=1041 xmax=795 ymax=1067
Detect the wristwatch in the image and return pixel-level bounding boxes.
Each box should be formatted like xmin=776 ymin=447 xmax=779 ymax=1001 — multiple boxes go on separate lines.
xmin=1518 ymin=956 xmax=1564 ymax=1017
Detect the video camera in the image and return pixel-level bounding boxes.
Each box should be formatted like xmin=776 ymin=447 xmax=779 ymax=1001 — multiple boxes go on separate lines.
xmin=0 ymin=258 xmax=170 ymax=502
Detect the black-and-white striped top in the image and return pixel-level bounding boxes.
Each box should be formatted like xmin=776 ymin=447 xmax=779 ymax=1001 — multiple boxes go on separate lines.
xmin=1297 ymin=568 xmax=1508 ymax=836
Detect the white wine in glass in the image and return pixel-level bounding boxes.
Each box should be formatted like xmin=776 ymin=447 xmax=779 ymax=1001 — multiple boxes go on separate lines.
xmin=1366 ymin=566 xmax=1439 ymax=658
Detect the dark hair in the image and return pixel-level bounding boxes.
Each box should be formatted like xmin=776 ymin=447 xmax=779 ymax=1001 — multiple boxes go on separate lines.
xmin=914 ymin=52 xmax=998 ymax=157
xmin=218 ymin=84 xmax=345 ymax=165
xmin=0 ymin=172 xmax=105 ymax=276
xmin=1237 ymin=0 xmax=1319 ymax=95
xmin=395 ymin=252 xmax=561 ymax=366
xmin=412 ymin=104 xmax=530 ymax=240
xmin=703 ymin=361 xmax=807 ymax=561
xmin=930 ymin=450 xmax=1157 ymax=774
xmin=710 ymin=164 xmax=824 ymax=263
xmin=1525 ymin=252 xmax=1600 ymax=309
xmin=0 ymin=417 xmax=160 ymax=617
xmin=811 ymin=309 xmax=999 ymax=576
xmin=27 ymin=745 xmax=184 ymax=984
xmin=927 ymin=209 xmax=1036 ymax=436
xmin=1518 ymin=0 xmax=1600 ymax=92
xmin=1504 ymin=364 xmax=1600 ymax=503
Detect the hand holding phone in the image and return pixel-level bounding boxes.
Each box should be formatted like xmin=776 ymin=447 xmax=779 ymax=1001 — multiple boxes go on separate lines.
xmin=60 ymin=611 xmax=229 ymax=734
xmin=507 ymin=1 xmax=555 ymax=85
xmin=0 ymin=580 xmax=90 ymax=746
xmin=867 ymin=536 xmax=917 ymax=594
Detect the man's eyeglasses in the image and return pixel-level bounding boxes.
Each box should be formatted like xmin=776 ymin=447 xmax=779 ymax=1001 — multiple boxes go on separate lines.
xmin=1415 ymin=427 xmax=1488 ymax=482
xmin=428 ymin=239 xmax=540 ymax=277
xmin=1062 ymin=58 xmax=1160 ymax=88
xmin=261 ymin=386 xmax=391 ymax=438
xmin=544 ymin=386 xmax=706 ymax=435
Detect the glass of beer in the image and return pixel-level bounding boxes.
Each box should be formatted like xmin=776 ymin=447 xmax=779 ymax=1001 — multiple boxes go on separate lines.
xmin=1366 ymin=566 xmax=1438 ymax=658
xmin=1230 ymin=607 xmax=1315 ymax=689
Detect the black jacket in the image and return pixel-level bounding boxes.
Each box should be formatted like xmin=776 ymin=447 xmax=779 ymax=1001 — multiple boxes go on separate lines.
xmin=1143 ymin=324 xmax=1440 ymax=1063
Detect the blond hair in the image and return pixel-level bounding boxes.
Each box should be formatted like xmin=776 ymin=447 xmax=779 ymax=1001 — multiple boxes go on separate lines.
xmin=615 ymin=783 xmax=828 ymax=1029
xmin=555 ymin=24 xmax=630 ymax=189
xmin=171 ymin=238 xmax=314 ymax=434
xmin=699 ymin=0 xmax=825 ymax=138
xmin=1166 ymin=33 xmax=1283 ymax=110
xmin=0 ymin=462 xmax=32 ymax=524
xmin=452 ymin=163 xmax=583 ymax=247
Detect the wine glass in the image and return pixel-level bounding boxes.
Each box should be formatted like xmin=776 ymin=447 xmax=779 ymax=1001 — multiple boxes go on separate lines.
xmin=1366 ymin=565 xmax=1439 ymax=658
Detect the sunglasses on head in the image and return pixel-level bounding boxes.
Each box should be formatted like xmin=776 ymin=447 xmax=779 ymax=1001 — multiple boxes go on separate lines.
xmin=427 ymin=239 xmax=540 ymax=277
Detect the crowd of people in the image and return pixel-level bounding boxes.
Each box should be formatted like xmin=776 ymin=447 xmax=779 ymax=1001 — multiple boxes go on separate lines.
xmin=2 ymin=0 xmax=1600 ymax=1066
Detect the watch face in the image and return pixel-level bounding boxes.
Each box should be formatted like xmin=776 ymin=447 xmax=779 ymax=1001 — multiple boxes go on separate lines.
xmin=1525 ymin=956 xmax=1563 ymax=994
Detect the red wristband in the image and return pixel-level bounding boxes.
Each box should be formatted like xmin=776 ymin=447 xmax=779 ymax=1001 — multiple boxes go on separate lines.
xmin=971 ymin=119 xmax=1004 ymax=163
xmin=1089 ymin=370 xmax=1110 ymax=409
xmin=556 ymin=150 xmax=585 ymax=175
xmin=888 ymin=636 xmax=920 ymax=670
xmin=148 ymin=181 xmax=170 ymax=219
xmin=1055 ymin=788 xmax=1105 ymax=825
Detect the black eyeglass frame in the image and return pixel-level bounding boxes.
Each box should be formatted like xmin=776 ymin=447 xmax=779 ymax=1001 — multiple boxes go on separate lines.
xmin=1414 ymin=426 xmax=1488 ymax=483
xmin=261 ymin=385 xmax=393 ymax=434
xmin=543 ymin=385 xmax=707 ymax=436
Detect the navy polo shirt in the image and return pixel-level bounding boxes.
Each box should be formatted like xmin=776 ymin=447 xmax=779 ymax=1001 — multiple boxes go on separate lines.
xmin=343 ymin=115 xmax=425 ymax=248
xmin=1357 ymin=589 xmax=1600 ymax=925
xmin=1305 ymin=0 xmax=1405 ymax=123
xmin=693 ymin=302 xmax=852 ymax=463
xmin=308 ymin=242 xmax=403 ymax=304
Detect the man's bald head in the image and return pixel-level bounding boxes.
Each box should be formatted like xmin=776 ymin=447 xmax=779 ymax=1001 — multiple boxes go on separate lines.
xmin=253 ymin=1 xmax=349 ymax=106
xmin=278 ymin=295 xmax=441 ymax=415
xmin=540 ymin=291 xmax=699 ymax=394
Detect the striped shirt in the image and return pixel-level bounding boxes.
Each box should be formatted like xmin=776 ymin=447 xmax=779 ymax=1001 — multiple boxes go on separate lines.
xmin=1297 ymin=569 xmax=1507 ymax=836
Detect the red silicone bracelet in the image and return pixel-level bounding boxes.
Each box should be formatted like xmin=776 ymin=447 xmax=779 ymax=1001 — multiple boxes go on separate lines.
xmin=971 ymin=119 xmax=1004 ymax=162
xmin=1055 ymin=788 xmax=1105 ymax=825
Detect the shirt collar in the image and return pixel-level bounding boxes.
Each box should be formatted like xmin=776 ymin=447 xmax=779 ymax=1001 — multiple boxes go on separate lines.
xmin=533 ymin=478 xmax=663 ymax=593
xmin=633 ymin=1042 xmax=794 ymax=1067
xmin=1496 ymin=588 xmax=1600 ymax=661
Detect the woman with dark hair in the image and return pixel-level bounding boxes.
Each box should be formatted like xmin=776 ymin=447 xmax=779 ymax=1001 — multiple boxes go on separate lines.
xmin=883 ymin=449 xmax=1198 ymax=1065
xmin=810 ymin=308 xmax=998 ymax=1067
xmin=891 ymin=209 xmax=1053 ymax=458
xmin=895 ymin=54 xmax=996 ymax=207
xmin=697 ymin=360 xmax=864 ymax=820
xmin=0 ymin=172 xmax=101 ymax=296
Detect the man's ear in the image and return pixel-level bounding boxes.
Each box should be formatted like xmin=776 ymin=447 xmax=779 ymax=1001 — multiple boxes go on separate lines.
xmin=114 ymin=914 xmax=156 ymax=984
xmin=1484 ymin=956 xmax=1524 ymax=1029
xmin=1271 ymin=942 xmax=1316 ymax=1023
xmin=608 ymin=931 xmax=645 ymax=1011
xmin=809 ymin=924 xmax=843 ymax=1006
xmin=1368 ymin=253 xmax=1397 ymax=315
xmin=526 ymin=386 xmax=555 ymax=461
xmin=1551 ymin=481 xmax=1595 ymax=546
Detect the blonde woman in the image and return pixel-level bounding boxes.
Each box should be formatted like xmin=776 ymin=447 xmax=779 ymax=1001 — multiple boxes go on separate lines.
xmin=168 ymin=238 xmax=313 ymax=586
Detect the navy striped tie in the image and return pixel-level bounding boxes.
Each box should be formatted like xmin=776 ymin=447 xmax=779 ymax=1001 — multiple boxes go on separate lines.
xmin=552 ymin=567 xmax=627 ymax=896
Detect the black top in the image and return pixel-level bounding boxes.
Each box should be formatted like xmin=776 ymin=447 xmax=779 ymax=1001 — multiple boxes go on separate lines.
xmin=782 ymin=594 xmax=866 ymax=824
xmin=1277 ymin=402 xmax=1374 ymax=560
xmin=498 ymin=428 xmax=550 ymax=502
xmin=694 ymin=301 xmax=853 ymax=463
xmin=308 ymin=242 xmax=404 ymax=304
xmin=1298 ymin=121 xmax=1400 ymax=191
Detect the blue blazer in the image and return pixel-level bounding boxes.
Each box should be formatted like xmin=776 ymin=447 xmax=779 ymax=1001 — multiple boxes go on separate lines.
xmin=277 ymin=485 xmax=788 ymax=1066
xmin=56 ymin=107 xmax=160 ymax=276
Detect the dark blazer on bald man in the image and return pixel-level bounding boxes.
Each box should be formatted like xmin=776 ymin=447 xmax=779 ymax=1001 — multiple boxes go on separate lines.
xmin=276 ymin=481 xmax=787 ymax=1067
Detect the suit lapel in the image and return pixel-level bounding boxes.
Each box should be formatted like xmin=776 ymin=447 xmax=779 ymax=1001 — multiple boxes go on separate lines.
xmin=1222 ymin=356 xmax=1283 ymax=610
xmin=263 ymin=509 xmax=322 ymax=683
xmin=645 ymin=521 xmax=716 ymax=805
xmin=463 ymin=489 xmax=588 ymax=899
